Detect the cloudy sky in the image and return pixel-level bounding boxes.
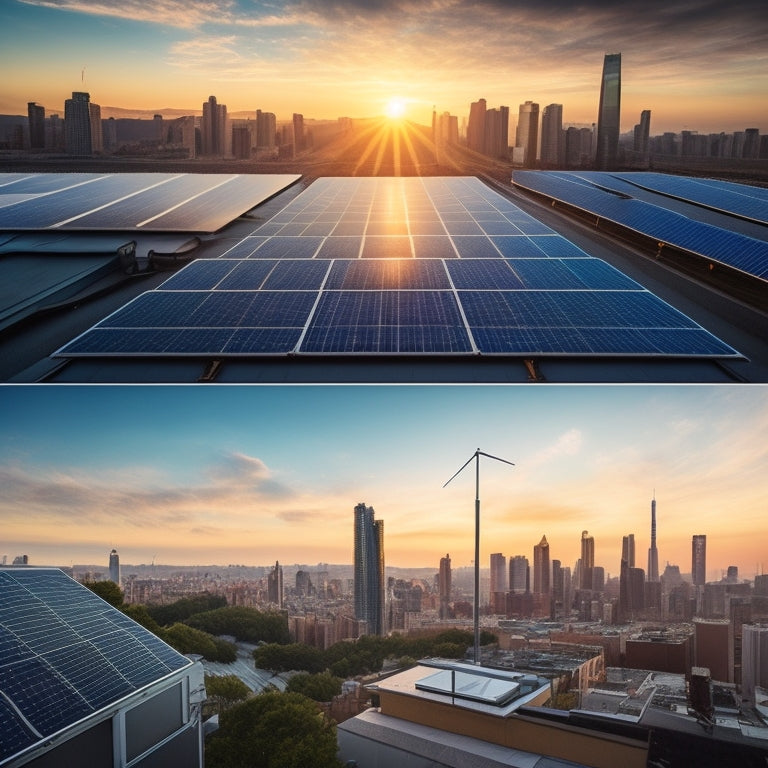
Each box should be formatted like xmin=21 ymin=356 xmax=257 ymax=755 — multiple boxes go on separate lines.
xmin=2 ymin=385 xmax=766 ymax=581
xmin=3 ymin=0 xmax=767 ymax=133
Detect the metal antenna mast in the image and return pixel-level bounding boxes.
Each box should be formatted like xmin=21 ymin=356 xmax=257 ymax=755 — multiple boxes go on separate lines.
xmin=443 ymin=449 xmax=514 ymax=665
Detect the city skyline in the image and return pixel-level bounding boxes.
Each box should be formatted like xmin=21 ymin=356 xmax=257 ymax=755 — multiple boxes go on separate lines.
xmin=1 ymin=385 xmax=766 ymax=580
xmin=3 ymin=0 xmax=767 ymax=134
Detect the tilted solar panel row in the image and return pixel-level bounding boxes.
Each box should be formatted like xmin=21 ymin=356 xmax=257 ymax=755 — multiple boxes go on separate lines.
xmin=513 ymin=171 xmax=768 ymax=279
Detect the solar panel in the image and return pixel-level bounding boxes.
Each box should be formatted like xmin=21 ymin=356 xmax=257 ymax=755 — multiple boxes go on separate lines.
xmin=0 ymin=173 xmax=300 ymax=233
xmin=0 ymin=568 xmax=190 ymax=762
xmin=513 ymin=171 xmax=768 ymax=280
xmin=54 ymin=176 xmax=742 ymax=360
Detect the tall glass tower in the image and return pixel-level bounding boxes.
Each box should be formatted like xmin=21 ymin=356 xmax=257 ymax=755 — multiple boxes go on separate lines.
xmin=595 ymin=53 xmax=621 ymax=169
xmin=354 ymin=502 xmax=385 ymax=635
xmin=108 ymin=549 xmax=120 ymax=585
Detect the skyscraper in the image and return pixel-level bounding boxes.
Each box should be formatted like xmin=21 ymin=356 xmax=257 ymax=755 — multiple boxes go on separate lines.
xmin=647 ymin=494 xmax=659 ymax=582
xmin=354 ymin=502 xmax=385 ymax=635
xmin=268 ymin=560 xmax=283 ymax=607
xmin=692 ymin=535 xmax=707 ymax=586
xmin=580 ymin=530 xmax=594 ymax=589
xmin=633 ymin=109 xmax=651 ymax=157
xmin=467 ymin=98 xmax=487 ymax=153
xmin=621 ymin=533 xmax=636 ymax=568
xmin=292 ymin=113 xmax=305 ymax=154
xmin=201 ymin=95 xmax=228 ymax=156
xmin=439 ymin=553 xmax=451 ymax=620
xmin=64 ymin=91 xmax=94 ymax=155
xmin=108 ymin=549 xmax=120 ymax=585
xmin=484 ymin=106 xmax=509 ymax=158
xmin=540 ymin=104 xmax=563 ymax=166
xmin=490 ymin=552 xmax=507 ymax=596
xmin=509 ymin=555 xmax=529 ymax=593
xmin=595 ymin=53 xmax=621 ymax=169
xmin=516 ymin=101 xmax=539 ymax=167
xmin=533 ymin=535 xmax=550 ymax=596
xmin=27 ymin=102 xmax=45 ymax=149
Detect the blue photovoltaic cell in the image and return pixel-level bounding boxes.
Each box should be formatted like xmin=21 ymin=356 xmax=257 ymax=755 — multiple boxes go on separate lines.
xmin=316 ymin=236 xmax=362 ymax=259
xmin=53 ymin=176 xmax=741 ymax=360
xmin=491 ymin=236 xmax=551 ymax=258
xmin=452 ymin=236 xmax=503 ymax=259
xmin=506 ymin=259 xmax=590 ymax=290
xmin=214 ymin=260 xmax=277 ymax=290
xmin=159 ymin=259 xmax=240 ymax=290
xmin=446 ymin=259 xmax=523 ymax=290
xmin=0 ymin=697 xmax=36 ymax=762
xmin=247 ymin=236 xmax=323 ymax=259
xmin=262 ymin=260 xmax=331 ymax=290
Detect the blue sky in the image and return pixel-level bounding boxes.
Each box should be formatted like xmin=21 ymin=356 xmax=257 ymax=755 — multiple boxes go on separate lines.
xmin=2 ymin=384 xmax=766 ymax=580
xmin=3 ymin=0 xmax=767 ymax=132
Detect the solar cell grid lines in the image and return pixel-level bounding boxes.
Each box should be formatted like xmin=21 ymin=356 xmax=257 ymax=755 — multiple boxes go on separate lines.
xmin=0 ymin=568 xmax=191 ymax=762
xmin=512 ymin=171 xmax=768 ymax=280
xmin=55 ymin=176 xmax=741 ymax=360
xmin=0 ymin=173 xmax=301 ymax=233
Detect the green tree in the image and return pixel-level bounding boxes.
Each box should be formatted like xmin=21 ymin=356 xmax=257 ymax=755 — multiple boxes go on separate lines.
xmin=161 ymin=623 xmax=237 ymax=662
xmin=82 ymin=579 xmax=124 ymax=607
xmin=146 ymin=593 xmax=227 ymax=626
xmin=121 ymin=604 xmax=162 ymax=634
xmin=186 ymin=606 xmax=290 ymax=644
xmin=205 ymin=691 xmax=342 ymax=768
xmin=205 ymin=674 xmax=251 ymax=712
xmin=286 ymin=672 xmax=342 ymax=702
xmin=253 ymin=643 xmax=325 ymax=674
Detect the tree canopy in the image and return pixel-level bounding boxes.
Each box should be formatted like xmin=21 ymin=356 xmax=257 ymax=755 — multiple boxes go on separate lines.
xmin=82 ymin=579 xmax=124 ymax=607
xmin=205 ymin=674 xmax=252 ymax=712
xmin=186 ymin=606 xmax=290 ymax=644
xmin=286 ymin=672 xmax=343 ymax=702
xmin=161 ymin=623 xmax=237 ymax=662
xmin=205 ymin=691 xmax=341 ymax=768
xmin=145 ymin=593 xmax=227 ymax=626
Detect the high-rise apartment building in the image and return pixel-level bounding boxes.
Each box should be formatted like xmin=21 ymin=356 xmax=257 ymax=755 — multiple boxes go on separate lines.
xmin=595 ymin=53 xmax=621 ymax=169
xmin=108 ymin=549 xmax=120 ymax=585
xmin=201 ymin=95 xmax=228 ymax=156
xmin=580 ymin=530 xmax=594 ymax=589
xmin=647 ymin=495 xmax=659 ymax=582
xmin=64 ymin=91 xmax=95 ymax=155
xmin=533 ymin=535 xmax=550 ymax=596
xmin=633 ymin=109 xmax=651 ymax=157
xmin=516 ymin=101 xmax=539 ymax=167
xmin=354 ymin=502 xmax=385 ymax=636
xmin=467 ymin=98 xmax=487 ymax=154
xmin=439 ymin=553 xmax=451 ymax=620
xmin=256 ymin=109 xmax=277 ymax=150
xmin=27 ymin=102 xmax=45 ymax=149
xmin=509 ymin=555 xmax=529 ymax=593
xmin=540 ymin=104 xmax=563 ymax=166
xmin=484 ymin=106 xmax=509 ymax=158
xmin=692 ymin=535 xmax=707 ymax=586
xmin=742 ymin=625 xmax=768 ymax=705
xmin=267 ymin=560 xmax=283 ymax=607
xmin=622 ymin=533 xmax=635 ymax=568
xmin=490 ymin=552 xmax=507 ymax=597
xmin=292 ymin=113 xmax=305 ymax=154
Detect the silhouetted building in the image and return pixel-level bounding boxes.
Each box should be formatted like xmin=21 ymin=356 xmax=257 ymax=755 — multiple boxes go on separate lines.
xmin=354 ymin=502 xmax=385 ymax=635
xmin=509 ymin=555 xmax=529 ymax=594
xmin=633 ymin=109 xmax=651 ymax=157
xmin=267 ymin=560 xmax=283 ymax=607
xmin=580 ymin=530 xmax=594 ymax=589
xmin=484 ymin=106 xmax=509 ymax=158
xmin=201 ymin=95 xmax=228 ymax=156
xmin=27 ymin=102 xmax=45 ymax=149
xmin=595 ymin=53 xmax=621 ymax=169
xmin=108 ymin=549 xmax=120 ymax=586
xmin=439 ymin=553 xmax=451 ymax=620
xmin=533 ymin=535 xmax=550 ymax=597
xmin=295 ymin=569 xmax=313 ymax=597
xmin=647 ymin=494 xmax=659 ymax=583
xmin=490 ymin=552 xmax=507 ymax=597
xmin=255 ymin=109 xmax=276 ymax=150
xmin=694 ymin=619 xmax=731 ymax=682
xmin=516 ymin=101 xmax=539 ymax=167
xmin=292 ymin=112 xmax=305 ymax=154
xmin=692 ymin=535 xmax=707 ymax=586
xmin=540 ymin=104 xmax=563 ymax=166
xmin=64 ymin=91 xmax=96 ymax=155
xmin=622 ymin=533 xmax=635 ymax=568
xmin=742 ymin=624 xmax=768 ymax=705
xmin=467 ymin=98 xmax=487 ymax=153
xmin=232 ymin=124 xmax=252 ymax=159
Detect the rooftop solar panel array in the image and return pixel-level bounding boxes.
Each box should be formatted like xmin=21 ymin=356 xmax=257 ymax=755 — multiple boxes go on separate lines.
xmin=55 ymin=177 xmax=740 ymax=360
xmin=0 ymin=173 xmax=300 ymax=233
xmin=512 ymin=171 xmax=768 ymax=280
xmin=0 ymin=568 xmax=190 ymax=763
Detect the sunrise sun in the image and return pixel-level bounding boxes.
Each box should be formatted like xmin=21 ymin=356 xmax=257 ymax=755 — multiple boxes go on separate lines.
xmin=385 ymin=98 xmax=406 ymax=119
